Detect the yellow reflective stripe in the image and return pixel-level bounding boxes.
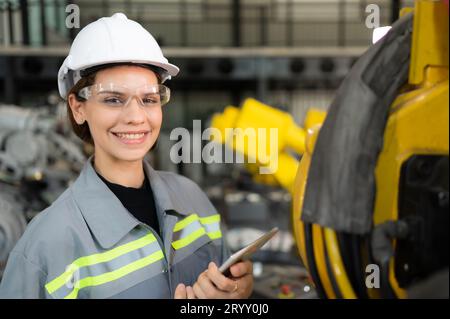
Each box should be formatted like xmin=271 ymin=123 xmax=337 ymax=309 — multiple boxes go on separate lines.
xmin=200 ymin=214 xmax=220 ymax=225
xmin=207 ymin=230 xmax=222 ymax=240
xmin=45 ymin=233 xmax=156 ymax=295
xmin=64 ymin=250 xmax=164 ymax=299
xmin=173 ymin=213 xmax=221 ymax=232
xmin=173 ymin=214 xmax=199 ymax=232
xmin=171 ymin=214 xmax=222 ymax=250
xmin=171 ymin=227 xmax=206 ymax=250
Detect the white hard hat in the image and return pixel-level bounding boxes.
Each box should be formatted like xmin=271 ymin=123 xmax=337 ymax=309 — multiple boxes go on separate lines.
xmin=57 ymin=13 xmax=179 ymax=99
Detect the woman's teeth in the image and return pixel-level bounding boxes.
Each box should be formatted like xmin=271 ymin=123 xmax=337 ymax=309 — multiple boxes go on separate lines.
xmin=115 ymin=133 xmax=146 ymax=139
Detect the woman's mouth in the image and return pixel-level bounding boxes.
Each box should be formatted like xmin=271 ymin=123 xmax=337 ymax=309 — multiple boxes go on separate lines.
xmin=111 ymin=131 xmax=150 ymax=145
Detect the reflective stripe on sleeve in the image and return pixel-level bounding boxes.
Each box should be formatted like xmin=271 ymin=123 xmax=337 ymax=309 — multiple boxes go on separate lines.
xmin=45 ymin=232 xmax=158 ymax=296
xmin=64 ymin=250 xmax=164 ymax=299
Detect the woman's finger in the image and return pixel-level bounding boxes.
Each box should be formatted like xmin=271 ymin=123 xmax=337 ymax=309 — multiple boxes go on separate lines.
xmin=197 ymin=270 xmax=225 ymax=298
xmin=193 ymin=282 xmax=207 ymax=299
xmin=186 ymin=286 xmax=196 ymax=299
xmin=205 ymin=262 xmax=236 ymax=292
xmin=174 ymin=283 xmax=187 ymax=299
xmin=230 ymin=260 xmax=253 ymax=278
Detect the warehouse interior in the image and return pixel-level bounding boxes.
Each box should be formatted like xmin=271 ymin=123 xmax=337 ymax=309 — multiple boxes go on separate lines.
xmin=0 ymin=0 xmax=448 ymax=299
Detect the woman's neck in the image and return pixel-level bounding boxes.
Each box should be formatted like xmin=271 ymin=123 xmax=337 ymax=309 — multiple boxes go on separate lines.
xmin=93 ymin=151 xmax=145 ymax=188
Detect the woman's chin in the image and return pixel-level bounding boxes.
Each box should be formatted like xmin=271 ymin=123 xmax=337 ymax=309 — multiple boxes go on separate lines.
xmin=110 ymin=148 xmax=151 ymax=162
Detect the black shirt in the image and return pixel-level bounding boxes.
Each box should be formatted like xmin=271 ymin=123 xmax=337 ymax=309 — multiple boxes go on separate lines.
xmin=96 ymin=172 xmax=161 ymax=237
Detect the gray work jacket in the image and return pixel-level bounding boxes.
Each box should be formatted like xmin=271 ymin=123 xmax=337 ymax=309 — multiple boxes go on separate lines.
xmin=0 ymin=157 xmax=230 ymax=299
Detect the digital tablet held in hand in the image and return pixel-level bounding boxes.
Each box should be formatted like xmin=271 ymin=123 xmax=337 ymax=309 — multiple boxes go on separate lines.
xmin=219 ymin=227 xmax=279 ymax=275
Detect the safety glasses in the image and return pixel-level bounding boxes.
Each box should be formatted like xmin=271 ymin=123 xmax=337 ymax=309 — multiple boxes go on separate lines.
xmin=78 ymin=83 xmax=171 ymax=108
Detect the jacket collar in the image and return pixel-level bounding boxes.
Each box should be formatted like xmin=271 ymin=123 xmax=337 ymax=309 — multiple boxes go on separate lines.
xmin=143 ymin=160 xmax=176 ymax=214
xmin=71 ymin=156 xmax=184 ymax=249
xmin=143 ymin=160 xmax=190 ymax=217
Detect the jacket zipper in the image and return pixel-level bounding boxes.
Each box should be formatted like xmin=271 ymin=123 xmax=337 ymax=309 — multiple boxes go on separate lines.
xmin=140 ymin=223 xmax=173 ymax=297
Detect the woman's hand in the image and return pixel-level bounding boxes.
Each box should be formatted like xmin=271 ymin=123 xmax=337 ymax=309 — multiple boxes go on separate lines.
xmin=192 ymin=261 xmax=254 ymax=299
xmin=174 ymin=283 xmax=196 ymax=299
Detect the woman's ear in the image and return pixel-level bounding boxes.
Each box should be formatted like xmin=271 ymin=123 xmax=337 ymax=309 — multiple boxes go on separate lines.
xmin=68 ymin=93 xmax=86 ymax=125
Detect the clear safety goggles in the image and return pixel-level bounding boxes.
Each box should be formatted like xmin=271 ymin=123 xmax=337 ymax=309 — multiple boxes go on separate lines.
xmin=78 ymin=83 xmax=171 ymax=107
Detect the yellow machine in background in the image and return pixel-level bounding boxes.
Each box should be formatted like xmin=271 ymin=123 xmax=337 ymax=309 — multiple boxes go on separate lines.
xmin=295 ymin=0 xmax=448 ymax=299
xmin=211 ymin=0 xmax=448 ymax=298
xmin=211 ymin=98 xmax=326 ymax=193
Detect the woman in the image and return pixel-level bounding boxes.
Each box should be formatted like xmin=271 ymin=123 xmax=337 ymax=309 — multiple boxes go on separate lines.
xmin=0 ymin=13 xmax=253 ymax=299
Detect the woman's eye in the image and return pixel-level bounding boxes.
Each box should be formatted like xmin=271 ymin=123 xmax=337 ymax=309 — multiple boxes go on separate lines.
xmin=143 ymin=96 xmax=160 ymax=105
xmin=104 ymin=97 xmax=123 ymax=105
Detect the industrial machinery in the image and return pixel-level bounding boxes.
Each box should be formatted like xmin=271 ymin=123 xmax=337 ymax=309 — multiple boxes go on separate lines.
xmin=211 ymin=0 xmax=449 ymax=298
xmin=211 ymin=98 xmax=326 ymax=193
xmin=294 ymin=0 xmax=448 ymax=299
xmin=0 ymin=102 xmax=86 ymax=278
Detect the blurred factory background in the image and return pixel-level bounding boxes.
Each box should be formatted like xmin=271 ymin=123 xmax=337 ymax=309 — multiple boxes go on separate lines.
xmin=1 ymin=0 xmax=435 ymax=299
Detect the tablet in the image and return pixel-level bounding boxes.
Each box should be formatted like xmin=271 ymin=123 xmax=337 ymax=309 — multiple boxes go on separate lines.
xmin=219 ymin=227 xmax=279 ymax=274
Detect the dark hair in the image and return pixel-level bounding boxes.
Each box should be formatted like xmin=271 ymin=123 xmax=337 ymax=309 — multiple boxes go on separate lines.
xmin=66 ymin=63 xmax=163 ymax=145
xmin=67 ymin=73 xmax=96 ymax=145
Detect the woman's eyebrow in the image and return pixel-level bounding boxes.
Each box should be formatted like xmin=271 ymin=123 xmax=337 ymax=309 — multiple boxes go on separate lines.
xmin=98 ymin=90 xmax=125 ymax=96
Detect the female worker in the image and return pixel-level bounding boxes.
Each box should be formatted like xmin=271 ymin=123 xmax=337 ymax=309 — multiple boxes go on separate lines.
xmin=0 ymin=13 xmax=253 ymax=299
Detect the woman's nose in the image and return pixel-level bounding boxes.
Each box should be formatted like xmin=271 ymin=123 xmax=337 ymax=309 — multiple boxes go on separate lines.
xmin=122 ymin=97 xmax=146 ymax=124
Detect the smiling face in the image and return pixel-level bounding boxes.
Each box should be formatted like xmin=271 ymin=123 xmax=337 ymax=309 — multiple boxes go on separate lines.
xmin=68 ymin=65 xmax=162 ymax=164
